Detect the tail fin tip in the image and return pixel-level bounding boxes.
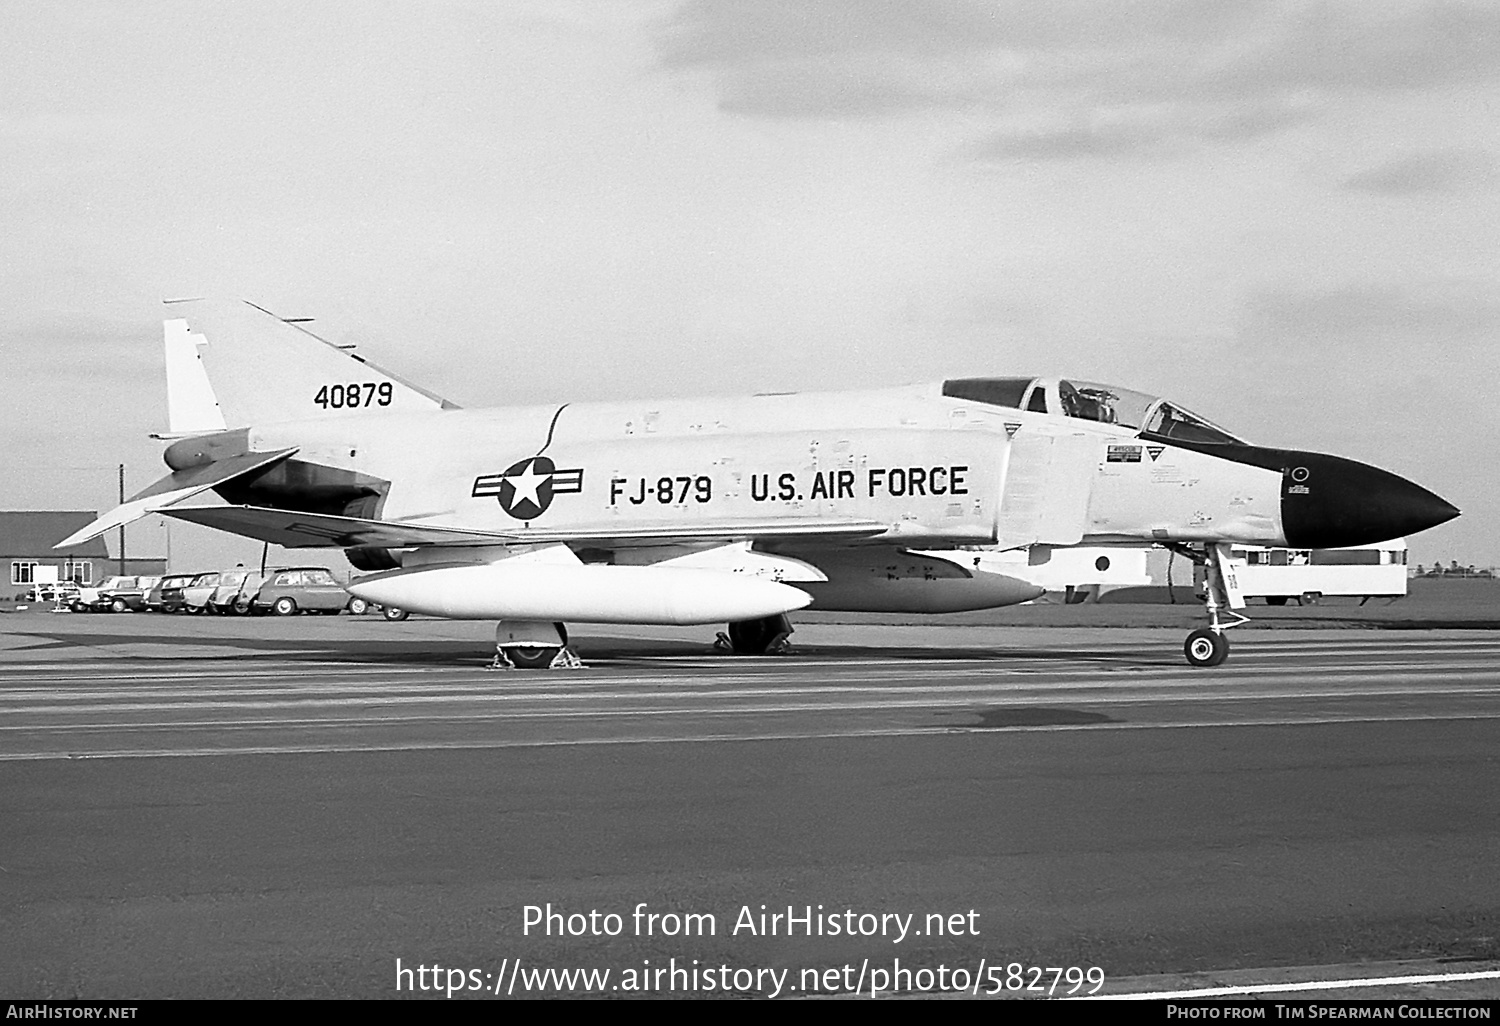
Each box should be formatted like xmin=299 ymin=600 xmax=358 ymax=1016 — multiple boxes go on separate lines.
xmin=162 ymin=297 xmax=452 ymax=427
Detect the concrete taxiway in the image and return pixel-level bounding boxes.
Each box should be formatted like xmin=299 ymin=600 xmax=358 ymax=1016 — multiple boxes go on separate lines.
xmin=2 ymin=613 xmax=1498 ymax=998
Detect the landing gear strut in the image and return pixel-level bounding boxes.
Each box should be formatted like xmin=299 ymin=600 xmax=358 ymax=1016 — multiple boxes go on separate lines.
xmin=1171 ymin=543 xmax=1249 ymax=668
xmin=715 ymin=614 xmax=793 ymax=655
xmin=489 ymin=621 xmax=583 ymax=670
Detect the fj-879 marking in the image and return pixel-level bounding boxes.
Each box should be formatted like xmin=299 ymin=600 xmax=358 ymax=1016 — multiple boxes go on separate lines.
xmin=610 ymin=475 xmax=713 ymax=505
xmin=314 ymin=382 xmax=394 ymax=409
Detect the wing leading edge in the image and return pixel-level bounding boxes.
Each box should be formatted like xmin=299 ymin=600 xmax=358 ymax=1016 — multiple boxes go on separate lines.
xmin=157 ymin=503 xmax=892 ymax=550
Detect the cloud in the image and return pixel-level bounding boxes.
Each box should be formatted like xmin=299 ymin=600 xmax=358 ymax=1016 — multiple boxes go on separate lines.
xmin=658 ymin=1 xmax=1500 ymax=158
xmin=1195 ymin=1 xmax=1500 ymax=99
xmin=0 ymin=319 xmax=160 ymax=392
xmin=1238 ymin=281 xmax=1500 ymax=358
xmin=966 ymin=97 xmax=1316 ymax=162
xmin=1342 ymin=149 xmax=1498 ymax=194
xmin=657 ymin=0 xmax=1011 ymax=67
xmin=708 ymin=54 xmax=964 ymax=117
xmin=0 ymin=318 xmax=167 ymax=507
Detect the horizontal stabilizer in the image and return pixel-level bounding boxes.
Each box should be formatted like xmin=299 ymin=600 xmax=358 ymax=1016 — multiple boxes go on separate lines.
xmin=53 ymin=449 xmax=298 ymax=549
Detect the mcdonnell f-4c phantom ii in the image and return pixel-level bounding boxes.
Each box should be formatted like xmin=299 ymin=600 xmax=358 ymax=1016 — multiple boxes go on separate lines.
xmin=59 ymin=299 xmax=1459 ymax=668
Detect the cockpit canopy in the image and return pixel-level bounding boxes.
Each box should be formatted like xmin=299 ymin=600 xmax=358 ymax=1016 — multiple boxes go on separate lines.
xmin=941 ymin=377 xmax=1244 ymax=445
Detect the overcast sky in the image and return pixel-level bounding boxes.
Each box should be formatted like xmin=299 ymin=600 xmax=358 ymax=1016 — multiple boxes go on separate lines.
xmin=2 ymin=0 xmax=1496 ymax=569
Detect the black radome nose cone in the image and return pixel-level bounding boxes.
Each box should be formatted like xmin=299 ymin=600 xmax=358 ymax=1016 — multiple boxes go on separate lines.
xmin=1279 ymin=452 xmax=1459 ymax=549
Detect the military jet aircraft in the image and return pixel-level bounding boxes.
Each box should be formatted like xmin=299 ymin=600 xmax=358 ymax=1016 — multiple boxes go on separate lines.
xmin=58 ymin=299 xmax=1458 ymax=668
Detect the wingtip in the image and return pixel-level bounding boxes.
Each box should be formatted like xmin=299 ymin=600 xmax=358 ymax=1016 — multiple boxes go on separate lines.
xmin=53 ymin=529 xmax=99 ymax=551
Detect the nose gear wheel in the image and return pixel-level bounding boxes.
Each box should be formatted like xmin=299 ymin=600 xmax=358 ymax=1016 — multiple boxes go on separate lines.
xmin=1169 ymin=542 xmax=1250 ymax=668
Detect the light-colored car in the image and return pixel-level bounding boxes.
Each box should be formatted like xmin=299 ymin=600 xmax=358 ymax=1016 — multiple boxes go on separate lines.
xmin=251 ymin=567 xmax=355 ymax=615
xmin=181 ymin=571 xmax=221 ymax=614
xmin=26 ymin=582 xmax=82 ymax=605
xmin=208 ymin=569 xmax=260 ymax=614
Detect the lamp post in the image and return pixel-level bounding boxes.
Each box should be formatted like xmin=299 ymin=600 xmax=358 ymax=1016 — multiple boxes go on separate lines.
xmin=117 ymin=464 xmax=125 ymax=576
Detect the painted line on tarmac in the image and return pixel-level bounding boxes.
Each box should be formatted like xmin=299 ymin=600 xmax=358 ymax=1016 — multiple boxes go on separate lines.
xmin=5 ymin=650 xmax=1500 ymax=687
xmin=15 ymin=691 xmax=1500 ymax=737
xmin=6 ymin=656 xmax=1499 ymax=700
xmin=7 ymin=680 xmax=1500 ymax=721
xmin=8 ymin=635 xmax=1500 ymax=672
xmin=3 ymin=710 xmax=1497 ymax=761
xmin=1096 ymin=966 xmax=1500 ymax=999
xmin=6 ymin=668 xmax=1499 ymax=709
xmin=5 ymin=674 xmax=1498 ymax=718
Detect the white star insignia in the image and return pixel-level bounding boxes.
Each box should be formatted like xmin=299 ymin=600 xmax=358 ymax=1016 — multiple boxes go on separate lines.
xmin=505 ymin=460 xmax=549 ymax=509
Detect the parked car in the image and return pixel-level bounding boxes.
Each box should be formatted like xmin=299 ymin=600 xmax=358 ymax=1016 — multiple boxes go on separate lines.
xmin=208 ymin=569 xmax=261 ymax=614
xmin=251 ymin=567 xmax=357 ymax=615
xmin=337 ymin=597 xmax=406 ymax=619
xmin=26 ymin=582 xmax=82 ymax=605
xmin=72 ymin=576 xmax=157 ymax=613
xmin=225 ymin=573 xmax=272 ymax=615
xmin=145 ymin=574 xmax=198 ymax=613
xmin=181 ymin=571 xmax=221 ymax=614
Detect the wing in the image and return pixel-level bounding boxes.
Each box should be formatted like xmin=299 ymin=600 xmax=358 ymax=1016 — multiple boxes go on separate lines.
xmin=158 ymin=503 xmax=890 ymax=550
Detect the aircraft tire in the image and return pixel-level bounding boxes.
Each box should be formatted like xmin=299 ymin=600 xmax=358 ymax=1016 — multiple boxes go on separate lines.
xmin=726 ymin=614 xmax=791 ymax=655
xmin=505 ymin=646 xmax=560 ymax=670
xmin=347 ymin=598 xmax=370 ymax=615
xmin=1184 ymin=628 xmax=1229 ymax=667
xmin=382 ymin=606 xmax=410 ymax=622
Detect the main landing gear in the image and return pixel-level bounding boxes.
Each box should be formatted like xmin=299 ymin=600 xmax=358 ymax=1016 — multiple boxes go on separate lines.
xmin=715 ymin=614 xmax=793 ymax=655
xmin=489 ymin=620 xmax=583 ymax=670
xmin=1171 ymin=543 xmax=1249 ymax=668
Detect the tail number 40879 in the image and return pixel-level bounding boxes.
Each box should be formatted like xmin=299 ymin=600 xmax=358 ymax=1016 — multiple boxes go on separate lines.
xmin=314 ymin=382 xmax=394 ymax=409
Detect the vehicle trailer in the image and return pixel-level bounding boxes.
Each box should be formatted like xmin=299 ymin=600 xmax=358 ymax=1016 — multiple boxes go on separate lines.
xmin=1198 ymin=540 xmax=1408 ymax=605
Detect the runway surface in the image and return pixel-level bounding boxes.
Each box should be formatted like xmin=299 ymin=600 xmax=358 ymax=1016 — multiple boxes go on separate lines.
xmin=2 ymin=615 xmax=1498 ymax=998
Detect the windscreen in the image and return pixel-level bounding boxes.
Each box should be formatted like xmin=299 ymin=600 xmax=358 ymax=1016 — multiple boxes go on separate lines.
xmin=944 ymin=375 xmax=1244 ymax=444
xmin=1066 ymin=379 xmax=1243 ymax=444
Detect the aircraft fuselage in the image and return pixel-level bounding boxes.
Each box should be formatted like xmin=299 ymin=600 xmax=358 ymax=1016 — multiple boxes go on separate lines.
xmin=194 ymin=381 xmax=1445 ymax=556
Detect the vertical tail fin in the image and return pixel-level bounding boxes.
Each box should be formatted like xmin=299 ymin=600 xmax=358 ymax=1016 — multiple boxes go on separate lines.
xmin=163 ymin=298 xmax=455 ymax=428
xmin=164 ymin=314 xmax=228 ymax=434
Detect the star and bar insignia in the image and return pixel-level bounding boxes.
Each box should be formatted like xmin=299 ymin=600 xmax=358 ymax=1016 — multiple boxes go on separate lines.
xmin=472 ymin=456 xmax=584 ymax=520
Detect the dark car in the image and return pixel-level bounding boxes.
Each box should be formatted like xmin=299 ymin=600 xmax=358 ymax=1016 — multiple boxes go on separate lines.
xmin=145 ymin=574 xmax=198 ymax=613
xmin=250 ymin=567 xmax=356 ymax=615
xmin=72 ymin=576 xmax=157 ymax=613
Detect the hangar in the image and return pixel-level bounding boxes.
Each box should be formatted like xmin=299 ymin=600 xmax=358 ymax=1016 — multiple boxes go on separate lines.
xmin=2 ymin=511 xmax=162 ymax=595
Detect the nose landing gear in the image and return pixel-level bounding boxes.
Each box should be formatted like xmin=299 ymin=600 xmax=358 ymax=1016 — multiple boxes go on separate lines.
xmin=1184 ymin=626 xmax=1230 ymax=667
xmin=1172 ymin=542 xmax=1250 ymax=668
